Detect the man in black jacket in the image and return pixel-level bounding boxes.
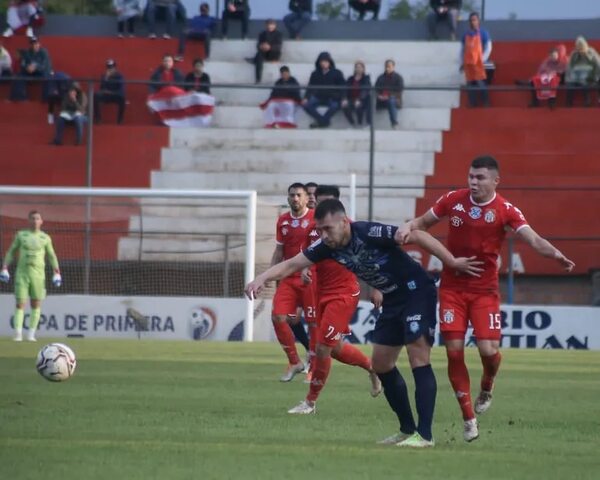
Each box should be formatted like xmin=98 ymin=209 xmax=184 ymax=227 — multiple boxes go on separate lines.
xmin=221 ymin=0 xmax=250 ymax=39
xmin=184 ymin=58 xmax=211 ymax=94
xmin=149 ymin=54 xmax=184 ymax=93
xmin=303 ymin=51 xmax=345 ymax=128
xmin=94 ymin=59 xmax=126 ymax=124
xmin=427 ymin=0 xmax=462 ymax=40
xmin=267 ymin=66 xmax=301 ymax=102
xmin=10 ymin=36 xmax=51 ymax=101
xmin=283 ymin=0 xmax=312 ymax=39
xmin=349 ymin=0 xmax=380 ymax=20
xmin=245 ymin=19 xmax=282 ymax=84
xmin=375 ymin=59 xmax=404 ymax=129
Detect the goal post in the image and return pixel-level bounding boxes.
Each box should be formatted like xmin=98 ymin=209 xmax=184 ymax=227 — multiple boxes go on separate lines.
xmin=0 ymin=186 xmax=257 ymax=342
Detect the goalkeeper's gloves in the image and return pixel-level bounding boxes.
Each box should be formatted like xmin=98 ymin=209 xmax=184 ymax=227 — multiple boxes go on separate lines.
xmin=0 ymin=268 xmax=9 ymax=283
xmin=52 ymin=272 xmax=62 ymax=287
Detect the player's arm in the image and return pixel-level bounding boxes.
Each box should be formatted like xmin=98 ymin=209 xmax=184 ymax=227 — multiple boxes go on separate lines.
xmin=398 ymin=210 xmax=442 ymax=244
xmin=45 ymin=236 xmax=62 ymax=286
xmin=245 ymin=252 xmax=314 ymax=299
xmin=516 ymin=226 xmax=575 ymax=272
xmin=0 ymin=234 xmax=20 ymax=282
xmin=270 ymin=243 xmax=284 ymax=267
xmin=403 ymin=229 xmax=484 ymax=277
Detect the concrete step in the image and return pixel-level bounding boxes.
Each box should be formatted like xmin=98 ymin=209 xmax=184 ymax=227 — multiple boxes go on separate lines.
xmin=160 ymin=149 xmax=434 ymax=175
xmin=150 ymin=171 xmax=426 ymax=197
xmin=203 ymin=60 xmax=463 ymax=86
xmin=213 ymin=87 xmax=460 ymax=108
xmin=208 ymin=105 xmax=450 ymax=130
xmin=169 ymin=128 xmax=442 ymax=152
xmin=210 ymin=40 xmax=461 ymax=66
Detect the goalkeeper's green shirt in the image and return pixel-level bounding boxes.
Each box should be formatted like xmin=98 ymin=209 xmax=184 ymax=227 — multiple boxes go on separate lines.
xmin=3 ymin=230 xmax=59 ymax=276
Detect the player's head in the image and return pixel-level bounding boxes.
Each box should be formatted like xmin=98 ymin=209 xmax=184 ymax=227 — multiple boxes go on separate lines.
xmin=469 ymin=155 xmax=500 ymax=203
xmin=314 ymin=199 xmax=350 ymax=249
xmin=287 ymin=182 xmax=308 ymax=214
xmin=315 ymin=184 xmax=340 ymax=204
xmin=305 ymin=182 xmax=318 ymax=209
xmin=28 ymin=210 xmax=43 ymax=231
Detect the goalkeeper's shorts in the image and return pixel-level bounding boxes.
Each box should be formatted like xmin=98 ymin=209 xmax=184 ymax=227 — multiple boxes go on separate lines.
xmin=14 ymin=272 xmax=46 ymax=301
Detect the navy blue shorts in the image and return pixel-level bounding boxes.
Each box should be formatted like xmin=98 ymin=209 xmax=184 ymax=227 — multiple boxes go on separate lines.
xmin=371 ymin=286 xmax=437 ymax=347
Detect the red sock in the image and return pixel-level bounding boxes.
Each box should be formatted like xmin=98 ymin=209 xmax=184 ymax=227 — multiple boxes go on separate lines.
xmin=273 ymin=320 xmax=300 ymax=365
xmin=332 ymin=343 xmax=371 ymax=371
xmin=307 ymin=322 xmax=318 ymax=370
xmin=446 ymin=349 xmax=475 ymax=420
xmin=306 ymin=355 xmax=332 ymax=403
xmin=480 ymin=351 xmax=502 ymax=392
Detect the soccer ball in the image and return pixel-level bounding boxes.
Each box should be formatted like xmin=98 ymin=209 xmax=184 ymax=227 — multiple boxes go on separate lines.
xmin=36 ymin=343 xmax=77 ymax=382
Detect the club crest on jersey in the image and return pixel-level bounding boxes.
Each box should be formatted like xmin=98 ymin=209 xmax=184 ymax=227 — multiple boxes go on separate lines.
xmin=452 ymin=203 xmax=466 ymax=212
xmin=301 ymin=219 xmax=310 ymax=228
xmin=484 ymin=210 xmax=496 ymax=223
xmin=442 ymin=309 xmax=454 ymax=324
xmin=450 ymin=216 xmax=463 ymax=227
xmin=469 ymin=206 xmax=482 ymax=219
xmin=291 ymin=219 xmax=300 ymax=228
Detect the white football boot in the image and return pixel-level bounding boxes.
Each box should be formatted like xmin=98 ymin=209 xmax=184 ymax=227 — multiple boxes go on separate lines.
xmin=287 ymin=400 xmax=316 ymax=415
xmin=464 ymin=418 xmax=479 ymax=442
xmin=280 ymin=362 xmax=304 ymax=382
xmin=369 ymin=371 xmax=382 ymax=397
xmin=377 ymin=432 xmax=411 ymax=445
xmin=474 ymin=391 xmax=493 ymax=414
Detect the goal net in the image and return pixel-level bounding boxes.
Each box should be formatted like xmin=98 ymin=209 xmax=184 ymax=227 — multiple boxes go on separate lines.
xmin=0 ymin=186 xmax=257 ymax=341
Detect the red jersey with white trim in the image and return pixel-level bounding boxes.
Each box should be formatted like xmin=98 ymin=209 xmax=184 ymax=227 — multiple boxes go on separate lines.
xmin=276 ymin=209 xmax=315 ymax=278
xmin=430 ymin=189 xmax=529 ymax=293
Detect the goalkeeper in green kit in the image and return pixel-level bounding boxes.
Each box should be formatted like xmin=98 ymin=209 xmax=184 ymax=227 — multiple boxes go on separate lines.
xmin=1 ymin=211 xmax=62 ymax=342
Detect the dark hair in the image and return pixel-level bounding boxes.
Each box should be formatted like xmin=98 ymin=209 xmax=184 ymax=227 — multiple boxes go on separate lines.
xmin=315 ymin=184 xmax=340 ymax=199
xmin=200 ymin=2 xmax=209 ymax=11
xmin=193 ymin=58 xmax=204 ymax=66
xmin=280 ymin=65 xmax=290 ymax=73
xmin=469 ymin=12 xmax=479 ymax=20
xmin=28 ymin=210 xmax=41 ymax=218
xmin=288 ymin=182 xmax=307 ymax=193
xmin=471 ymin=155 xmax=499 ymax=172
xmin=315 ymin=199 xmax=346 ymax=220
xmin=305 ymin=182 xmax=318 ymax=190
xmin=385 ymin=59 xmax=395 ymax=66
xmin=266 ymin=18 xmax=276 ymax=24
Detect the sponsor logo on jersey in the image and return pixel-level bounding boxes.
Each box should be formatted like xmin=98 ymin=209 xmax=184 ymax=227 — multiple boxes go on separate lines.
xmin=452 ymin=203 xmax=466 ymax=212
xmin=386 ymin=225 xmax=393 ymax=237
xmin=309 ymin=229 xmax=319 ymax=237
xmin=450 ymin=216 xmax=463 ymax=227
xmin=443 ymin=309 xmax=454 ymax=324
xmin=484 ymin=210 xmax=496 ymax=223
xmin=407 ymin=280 xmax=417 ymax=290
xmin=281 ymin=227 xmax=288 ymax=236
xmin=368 ymin=225 xmax=383 ymax=237
xmin=409 ymin=321 xmax=420 ymax=333
xmin=301 ymin=219 xmax=310 ymax=229
xmin=407 ymin=314 xmax=422 ymax=322
xmin=291 ymin=219 xmax=300 ymax=228
xmin=469 ymin=206 xmax=482 ymax=219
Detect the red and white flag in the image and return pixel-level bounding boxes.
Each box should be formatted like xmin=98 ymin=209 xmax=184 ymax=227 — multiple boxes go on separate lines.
xmin=147 ymin=86 xmax=215 ymax=127
xmin=260 ymin=98 xmax=298 ymax=128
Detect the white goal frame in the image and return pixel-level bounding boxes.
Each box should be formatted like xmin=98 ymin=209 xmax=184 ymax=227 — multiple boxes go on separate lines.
xmin=0 ymin=186 xmax=257 ymax=342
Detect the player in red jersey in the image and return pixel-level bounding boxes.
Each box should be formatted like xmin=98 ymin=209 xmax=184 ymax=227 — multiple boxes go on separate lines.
xmin=400 ymin=155 xmax=574 ymax=442
xmin=271 ymin=183 xmax=318 ymax=382
xmin=305 ymin=181 xmax=318 ymax=210
xmin=288 ymin=185 xmax=382 ymax=414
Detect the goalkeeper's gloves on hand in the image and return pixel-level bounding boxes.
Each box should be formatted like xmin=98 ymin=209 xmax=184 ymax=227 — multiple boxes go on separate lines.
xmin=52 ymin=273 xmax=62 ymax=287
xmin=0 ymin=269 xmax=9 ymax=283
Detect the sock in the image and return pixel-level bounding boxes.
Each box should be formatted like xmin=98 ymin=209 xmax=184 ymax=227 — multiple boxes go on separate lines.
xmin=307 ymin=322 xmax=318 ymax=370
xmin=446 ymin=349 xmax=475 ymax=420
xmin=412 ymin=365 xmax=437 ymax=441
xmin=377 ymin=367 xmax=417 ymax=435
xmin=480 ymin=351 xmax=502 ymax=392
xmin=306 ymin=355 xmax=332 ymax=402
xmin=331 ymin=343 xmax=371 ymax=371
xmin=13 ymin=308 xmax=24 ymax=333
xmin=272 ymin=320 xmax=300 ymax=365
xmin=29 ymin=307 xmax=41 ymax=331
xmin=290 ymin=321 xmax=309 ymax=351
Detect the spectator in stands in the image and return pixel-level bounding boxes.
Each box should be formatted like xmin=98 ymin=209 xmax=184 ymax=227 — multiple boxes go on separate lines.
xmin=375 ymin=59 xmax=403 ymax=129
xmin=342 ymin=60 xmax=371 ymax=127
xmin=303 ymin=51 xmax=345 ymax=128
xmin=3 ymin=1 xmax=43 ymax=38
xmin=0 ymin=40 xmax=12 ymax=78
xmin=10 ymin=36 xmax=51 ymax=101
xmin=149 ymin=54 xmax=184 ymax=93
xmin=147 ymin=0 xmax=186 ymax=39
xmin=184 ymin=58 xmax=211 ymax=94
xmin=261 ymin=66 xmax=301 ymax=128
xmin=222 ymin=0 xmax=250 ymax=40
xmin=527 ymin=44 xmax=567 ymax=109
xmin=565 ymin=36 xmax=600 ymax=107
xmin=460 ymin=12 xmax=491 ymax=108
xmin=176 ymin=2 xmax=217 ymax=61
xmin=94 ymin=59 xmax=126 ymax=124
xmin=427 ymin=0 xmax=461 ymax=41
xmin=52 ymin=82 xmax=87 ymax=146
xmin=349 ymin=0 xmax=380 ymax=20
xmin=46 ymin=71 xmax=71 ymax=124
xmin=113 ymin=0 xmax=144 ymax=38
xmin=267 ymin=65 xmax=301 ymax=102
xmin=283 ymin=0 xmax=312 ymax=40
xmin=245 ymin=19 xmax=282 ymax=84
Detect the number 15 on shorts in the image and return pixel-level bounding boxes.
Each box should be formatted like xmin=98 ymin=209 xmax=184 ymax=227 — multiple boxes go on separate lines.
xmin=488 ymin=313 xmax=501 ymax=330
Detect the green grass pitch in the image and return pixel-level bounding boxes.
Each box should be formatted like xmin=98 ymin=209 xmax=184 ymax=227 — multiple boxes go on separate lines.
xmin=1 ymin=339 xmax=599 ymax=480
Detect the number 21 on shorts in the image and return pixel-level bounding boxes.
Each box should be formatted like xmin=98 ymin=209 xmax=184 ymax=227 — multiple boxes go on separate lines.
xmin=488 ymin=313 xmax=501 ymax=330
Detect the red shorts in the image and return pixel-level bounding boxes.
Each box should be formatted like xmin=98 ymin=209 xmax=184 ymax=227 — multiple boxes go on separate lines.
xmin=316 ymin=293 xmax=359 ymax=347
xmin=272 ymin=276 xmax=317 ymax=323
xmin=439 ymin=289 xmax=501 ymax=341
